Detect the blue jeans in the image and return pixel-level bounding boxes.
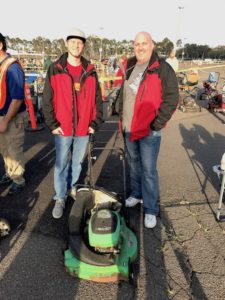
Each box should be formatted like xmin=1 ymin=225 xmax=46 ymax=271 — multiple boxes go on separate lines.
xmin=54 ymin=135 xmax=89 ymax=201
xmin=124 ymin=130 xmax=161 ymax=215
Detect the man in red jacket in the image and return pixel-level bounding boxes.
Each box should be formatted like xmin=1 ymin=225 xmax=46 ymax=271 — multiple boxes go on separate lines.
xmin=118 ymin=32 xmax=179 ymax=228
xmin=43 ymin=28 xmax=103 ymax=219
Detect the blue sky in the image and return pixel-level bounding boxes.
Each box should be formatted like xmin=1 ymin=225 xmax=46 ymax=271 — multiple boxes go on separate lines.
xmin=1 ymin=0 xmax=225 ymax=47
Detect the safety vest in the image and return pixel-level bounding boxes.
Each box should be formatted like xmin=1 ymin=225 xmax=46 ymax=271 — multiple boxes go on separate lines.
xmin=0 ymin=56 xmax=18 ymax=109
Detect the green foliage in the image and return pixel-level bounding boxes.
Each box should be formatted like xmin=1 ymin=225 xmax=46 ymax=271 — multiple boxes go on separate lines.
xmin=44 ymin=56 xmax=52 ymax=70
xmin=6 ymin=35 xmax=225 ymax=60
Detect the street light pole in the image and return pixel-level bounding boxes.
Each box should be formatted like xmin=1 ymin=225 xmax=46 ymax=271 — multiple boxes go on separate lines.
xmin=177 ymin=5 xmax=184 ymax=50
xmin=182 ymin=37 xmax=187 ymax=61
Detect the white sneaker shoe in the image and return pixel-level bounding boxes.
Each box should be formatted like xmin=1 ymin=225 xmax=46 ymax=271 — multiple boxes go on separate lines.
xmin=144 ymin=214 xmax=157 ymax=229
xmin=52 ymin=200 xmax=65 ymax=219
xmin=125 ymin=196 xmax=142 ymax=207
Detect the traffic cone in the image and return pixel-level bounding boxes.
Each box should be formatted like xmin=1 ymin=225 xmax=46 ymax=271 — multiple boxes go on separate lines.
xmin=100 ymin=82 xmax=106 ymax=101
xmin=24 ymin=83 xmax=45 ymax=132
xmin=25 ymin=83 xmax=37 ymax=129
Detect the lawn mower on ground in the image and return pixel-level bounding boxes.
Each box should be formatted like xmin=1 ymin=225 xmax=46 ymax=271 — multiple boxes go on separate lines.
xmin=177 ymin=71 xmax=201 ymax=113
xmin=206 ymin=78 xmax=225 ymax=112
xmin=207 ymin=93 xmax=225 ymax=112
xmin=64 ymin=135 xmax=137 ymax=283
xmin=199 ymin=72 xmax=220 ymax=101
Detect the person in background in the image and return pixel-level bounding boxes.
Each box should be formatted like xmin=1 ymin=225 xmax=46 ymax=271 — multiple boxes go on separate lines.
xmin=0 ymin=33 xmax=27 ymax=195
xmin=112 ymin=55 xmax=128 ymax=114
xmin=118 ymin=32 xmax=179 ymax=228
xmin=43 ymin=28 xmax=103 ymax=219
xmin=114 ymin=54 xmax=128 ymax=87
xmin=166 ymin=48 xmax=179 ymax=72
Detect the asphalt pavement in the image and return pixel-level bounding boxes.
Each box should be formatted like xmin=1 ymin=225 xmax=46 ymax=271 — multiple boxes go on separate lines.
xmin=0 ymin=80 xmax=225 ymax=299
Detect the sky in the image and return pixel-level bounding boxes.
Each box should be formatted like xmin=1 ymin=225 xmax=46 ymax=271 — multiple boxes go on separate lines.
xmin=1 ymin=0 xmax=225 ymax=47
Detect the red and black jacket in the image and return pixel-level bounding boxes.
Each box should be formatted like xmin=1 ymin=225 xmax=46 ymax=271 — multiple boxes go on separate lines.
xmin=43 ymin=53 xmax=103 ymax=136
xmin=119 ymin=52 xmax=179 ymax=141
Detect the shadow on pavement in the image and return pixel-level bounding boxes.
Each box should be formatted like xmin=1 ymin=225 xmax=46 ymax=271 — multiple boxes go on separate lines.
xmin=0 ymin=131 xmax=56 ymax=259
xmin=176 ymin=123 xmax=225 ymax=298
xmin=2 ymin=119 xmax=215 ymax=298
xmin=0 ymin=122 xmax=135 ymax=299
xmin=180 ymin=123 xmax=225 ymax=217
xmin=0 ymin=130 xmax=82 ymax=299
xmin=100 ymin=132 xmax=171 ymax=299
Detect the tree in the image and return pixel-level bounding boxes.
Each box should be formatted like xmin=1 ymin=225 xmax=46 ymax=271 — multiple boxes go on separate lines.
xmin=155 ymin=37 xmax=174 ymax=56
xmin=5 ymin=34 xmax=225 ymax=63
xmin=176 ymin=39 xmax=182 ymax=48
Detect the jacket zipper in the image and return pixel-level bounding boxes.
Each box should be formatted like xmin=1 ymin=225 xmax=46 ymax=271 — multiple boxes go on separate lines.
xmin=138 ymin=66 xmax=157 ymax=102
xmin=64 ymin=67 xmax=77 ymax=136
xmin=81 ymin=69 xmax=96 ymax=102
xmin=67 ymin=66 xmax=95 ymax=135
xmin=139 ymin=83 xmax=146 ymax=102
xmin=72 ymin=81 xmax=77 ymax=136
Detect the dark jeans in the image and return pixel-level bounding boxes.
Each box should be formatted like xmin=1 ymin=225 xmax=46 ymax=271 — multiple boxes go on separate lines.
xmin=124 ymin=130 xmax=161 ymax=215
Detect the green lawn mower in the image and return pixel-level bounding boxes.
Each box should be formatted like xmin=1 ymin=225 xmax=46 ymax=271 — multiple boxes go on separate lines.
xmin=64 ymin=136 xmax=137 ymax=283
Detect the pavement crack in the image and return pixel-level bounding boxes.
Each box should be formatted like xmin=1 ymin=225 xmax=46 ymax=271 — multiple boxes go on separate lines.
xmin=160 ymin=211 xmax=202 ymax=299
xmin=140 ymin=252 xmax=193 ymax=299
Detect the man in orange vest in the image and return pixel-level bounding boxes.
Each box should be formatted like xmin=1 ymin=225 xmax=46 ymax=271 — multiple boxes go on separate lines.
xmin=0 ymin=33 xmax=27 ymax=195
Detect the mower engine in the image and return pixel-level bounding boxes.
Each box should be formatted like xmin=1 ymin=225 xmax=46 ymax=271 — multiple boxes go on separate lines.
xmin=65 ymin=188 xmax=138 ymax=282
xmin=88 ymin=208 xmax=121 ymax=254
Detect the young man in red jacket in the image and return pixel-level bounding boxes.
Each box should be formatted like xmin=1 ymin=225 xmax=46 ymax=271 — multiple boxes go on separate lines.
xmin=118 ymin=32 xmax=179 ymax=228
xmin=43 ymin=28 xmax=103 ymax=219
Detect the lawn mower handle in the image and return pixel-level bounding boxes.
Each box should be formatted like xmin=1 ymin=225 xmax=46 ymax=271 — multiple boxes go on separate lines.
xmin=86 ymin=133 xmax=127 ymax=202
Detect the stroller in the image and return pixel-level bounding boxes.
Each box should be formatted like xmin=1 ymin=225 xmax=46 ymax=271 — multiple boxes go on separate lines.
xmin=177 ymin=71 xmax=201 ymax=113
xmin=199 ymin=72 xmax=220 ymax=100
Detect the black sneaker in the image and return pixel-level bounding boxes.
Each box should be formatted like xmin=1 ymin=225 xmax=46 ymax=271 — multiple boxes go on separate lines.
xmin=8 ymin=182 xmax=25 ymax=195
xmin=0 ymin=174 xmax=12 ymax=185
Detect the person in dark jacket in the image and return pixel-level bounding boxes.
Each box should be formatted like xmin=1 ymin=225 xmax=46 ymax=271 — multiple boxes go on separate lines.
xmin=43 ymin=28 xmax=103 ymax=219
xmin=119 ymin=31 xmax=179 ymax=228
